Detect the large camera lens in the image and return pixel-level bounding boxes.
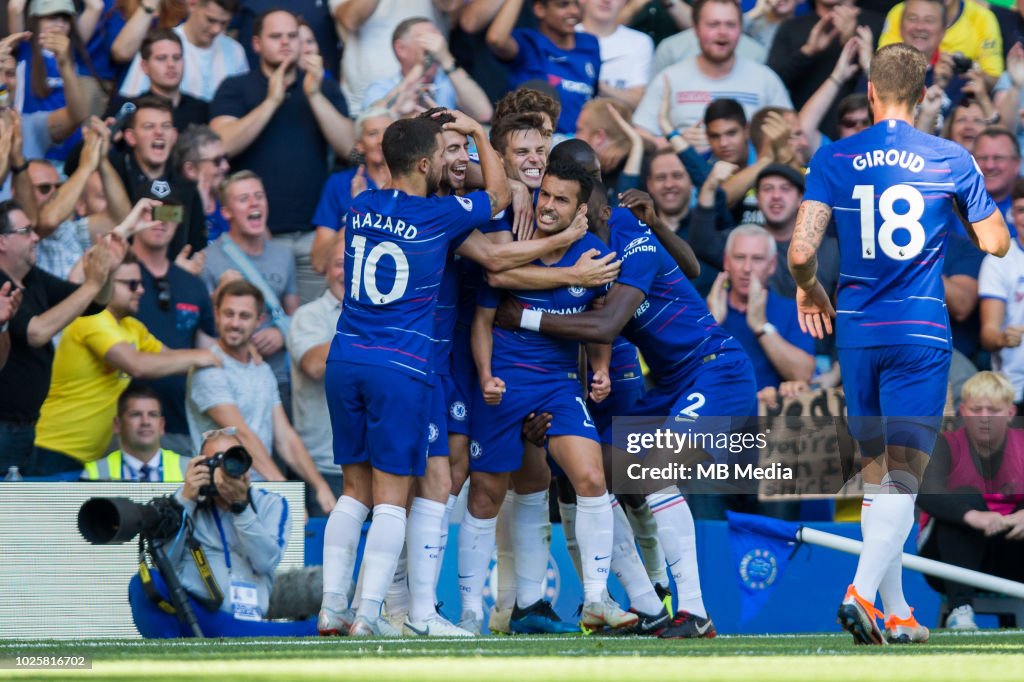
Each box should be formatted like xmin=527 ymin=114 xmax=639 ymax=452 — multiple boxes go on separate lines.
xmin=220 ymin=446 xmax=252 ymax=478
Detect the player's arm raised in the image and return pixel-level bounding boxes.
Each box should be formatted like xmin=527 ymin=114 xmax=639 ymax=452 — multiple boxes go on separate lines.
xmin=496 ymin=282 xmax=646 ymax=345
xmin=788 ymin=199 xmax=837 ymax=340
xmin=442 ymin=111 xmax=510 ymax=217
xmin=618 ymin=189 xmax=700 ymax=279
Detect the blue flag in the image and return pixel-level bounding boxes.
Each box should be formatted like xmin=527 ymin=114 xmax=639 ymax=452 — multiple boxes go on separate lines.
xmin=726 ymin=511 xmax=801 ymax=622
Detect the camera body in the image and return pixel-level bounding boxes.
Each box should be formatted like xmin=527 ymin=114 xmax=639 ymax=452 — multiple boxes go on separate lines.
xmin=951 ymin=54 xmax=973 ymax=75
xmin=198 ymin=445 xmax=253 ymax=498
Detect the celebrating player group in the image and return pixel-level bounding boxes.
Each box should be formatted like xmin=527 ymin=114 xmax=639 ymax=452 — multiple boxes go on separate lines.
xmin=316 ymin=42 xmax=1010 ymax=644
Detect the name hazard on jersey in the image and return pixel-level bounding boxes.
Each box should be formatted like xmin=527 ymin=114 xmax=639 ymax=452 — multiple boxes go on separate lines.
xmin=350 ymin=210 xmax=419 ymax=239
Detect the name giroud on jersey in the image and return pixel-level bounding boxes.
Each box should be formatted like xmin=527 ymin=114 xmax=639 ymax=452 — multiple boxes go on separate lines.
xmin=851 ymin=149 xmax=926 ymax=172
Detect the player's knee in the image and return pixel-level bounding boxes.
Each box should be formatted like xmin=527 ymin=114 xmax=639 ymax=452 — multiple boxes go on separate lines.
xmin=572 ymin=467 xmax=606 ymax=498
xmin=467 ymin=475 xmax=504 ymax=518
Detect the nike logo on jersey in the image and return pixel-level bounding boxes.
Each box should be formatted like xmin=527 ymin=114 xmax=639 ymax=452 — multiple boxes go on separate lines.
xmin=594 ymin=554 xmax=610 ymax=562
xmin=423 ymin=545 xmax=442 ymax=551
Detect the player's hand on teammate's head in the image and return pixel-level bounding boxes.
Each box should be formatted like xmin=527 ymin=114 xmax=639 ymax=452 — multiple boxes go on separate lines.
xmin=522 ymin=411 xmax=553 ymax=447
xmin=618 ymin=189 xmax=659 ymax=227
xmin=436 ymin=108 xmax=480 ymax=137
xmin=554 ymin=204 xmax=589 ymax=247
xmin=589 ymin=370 xmax=611 ymax=404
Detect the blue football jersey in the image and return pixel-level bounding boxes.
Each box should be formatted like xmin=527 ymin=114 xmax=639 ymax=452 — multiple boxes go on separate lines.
xmin=609 ymin=337 xmax=644 ymax=385
xmin=804 ymin=119 xmax=996 ymax=350
xmin=506 ymin=28 xmax=601 ymax=135
xmin=480 ymin=232 xmax=611 ymax=380
xmin=332 ymin=188 xmax=493 ymax=382
xmin=609 ymin=208 xmax=745 ymax=385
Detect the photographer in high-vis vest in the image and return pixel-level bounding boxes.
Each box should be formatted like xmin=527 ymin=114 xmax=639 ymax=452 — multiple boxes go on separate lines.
xmin=82 ymin=384 xmax=189 ymax=482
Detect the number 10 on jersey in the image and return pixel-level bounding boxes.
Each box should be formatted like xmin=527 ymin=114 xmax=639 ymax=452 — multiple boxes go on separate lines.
xmin=350 ymin=235 xmax=410 ymax=305
xmin=852 ymin=184 xmax=926 ymax=261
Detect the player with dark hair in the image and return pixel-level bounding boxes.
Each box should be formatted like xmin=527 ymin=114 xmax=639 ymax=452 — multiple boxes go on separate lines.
xmin=318 ymin=112 xmax=509 ymax=638
xmin=789 ymin=43 xmax=1010 ymax=646
xmin=458 ymin=158 xmax=638 ymax=635
xmin=496 ymin=139 xmax=756 ymax=639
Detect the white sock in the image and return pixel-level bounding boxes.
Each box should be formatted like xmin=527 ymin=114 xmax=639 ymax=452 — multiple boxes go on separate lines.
xmin=647 ymin=491 xmax=706 ymax=618
xmin=558 ymin=500 xmax=584 ymax=582
xmin=407 ymin=497 xmax=446 ymax=622
xmin=860 ymin=483 xmax=909 ymax=618
xmin=350 ymin=559 xmax=364 ymax=611
xmin=434 ymin=494 xmax=458 ymax=590
xmin=575 ymin=493 xmax=613 ymax=605
xmin=852 ymin=484 xmax=915 ymax=604
xmin=385 ymin=544 xmax=409 ymax=620
xmin=356 ymin=503 xmax=407 ymax=621
xmin=495 ymin=490 xmax=516 ymax=611
xmin=458 ymin=512 xmax=496 ymax=620
xmin=611 ymin=497 xmax=662 ymax=614
xmin=624 ymin=501 xmax=669 ymax=588
xmin=321 ymin=496 xmax=369 ymax=611
xmin=513 ymin=490 xmax=551 ymax=608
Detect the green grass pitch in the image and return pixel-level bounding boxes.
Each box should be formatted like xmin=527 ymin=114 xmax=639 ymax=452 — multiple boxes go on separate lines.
xmin=2 ymin=630 xmax=1024 ymax=681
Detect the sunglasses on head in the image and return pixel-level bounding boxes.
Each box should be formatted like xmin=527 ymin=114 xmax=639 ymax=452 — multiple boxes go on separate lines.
xmin=115 ymin=278 xmax=142 ymax=292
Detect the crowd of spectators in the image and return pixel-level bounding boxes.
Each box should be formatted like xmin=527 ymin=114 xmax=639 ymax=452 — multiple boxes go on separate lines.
xmin=0 ymin=0 xmax=1022 ymax=534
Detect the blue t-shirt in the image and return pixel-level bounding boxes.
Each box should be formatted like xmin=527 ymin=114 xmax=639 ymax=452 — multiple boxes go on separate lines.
xmin=722 ymin=291 xmax=815 ymax=390
xmin=803 ymin=119 xmax=996 ymax=350
xmin=134 ymin=262 xmax=216 ymax=436
xmin=15 ymin=42 xmax=84 ymax=161
xmin=86 ymin=1 xmax=128 ymax=82
xmin=609 ymin=207 xmax=745 ymax=385
xmin=505 ymin=28 xmax=601 ymax=135
xmin=331 ymin=188 xmax=493 ymax=383
xmin=312 ymin=167 xmax=379 ymax=232
xmin=206 ymin=200 xmax=230 ymax=244
xmin=944 ymin=233 xmax=986 ymax=358
xmin=480 ymin=232 xmax=611 ymax=381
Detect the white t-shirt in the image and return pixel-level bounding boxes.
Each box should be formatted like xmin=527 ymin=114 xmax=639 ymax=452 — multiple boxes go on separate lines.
xmin=330 ymin=0 xmax=448 ymax=115
xmin=978 ymin=238 xmax=1024 ymax=402
xmin=286 ymin=290 xmax=342 ymax=474
xmin=633 ymin=55 xmax=792 ymax=135
xmin=651 ymin=29 xmax=767 ymax=77
xmin=119 ymin=25 xmax=249 ymax=102
xmin=577 ymin=24 xmax=654 ymax=91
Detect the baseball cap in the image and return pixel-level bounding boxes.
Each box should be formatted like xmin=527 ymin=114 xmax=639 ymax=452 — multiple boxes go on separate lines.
xmin=29 ymin=0 xmax=76 ymax=17
xmin=756 ymin=163 xmax=805 ymax=193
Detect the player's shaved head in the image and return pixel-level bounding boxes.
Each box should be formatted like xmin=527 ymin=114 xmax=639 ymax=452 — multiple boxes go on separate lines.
xmin=549 ymin=139 xmax=601 ymax=180
xmin=869 ymin=44 xmax=928 ymax=108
